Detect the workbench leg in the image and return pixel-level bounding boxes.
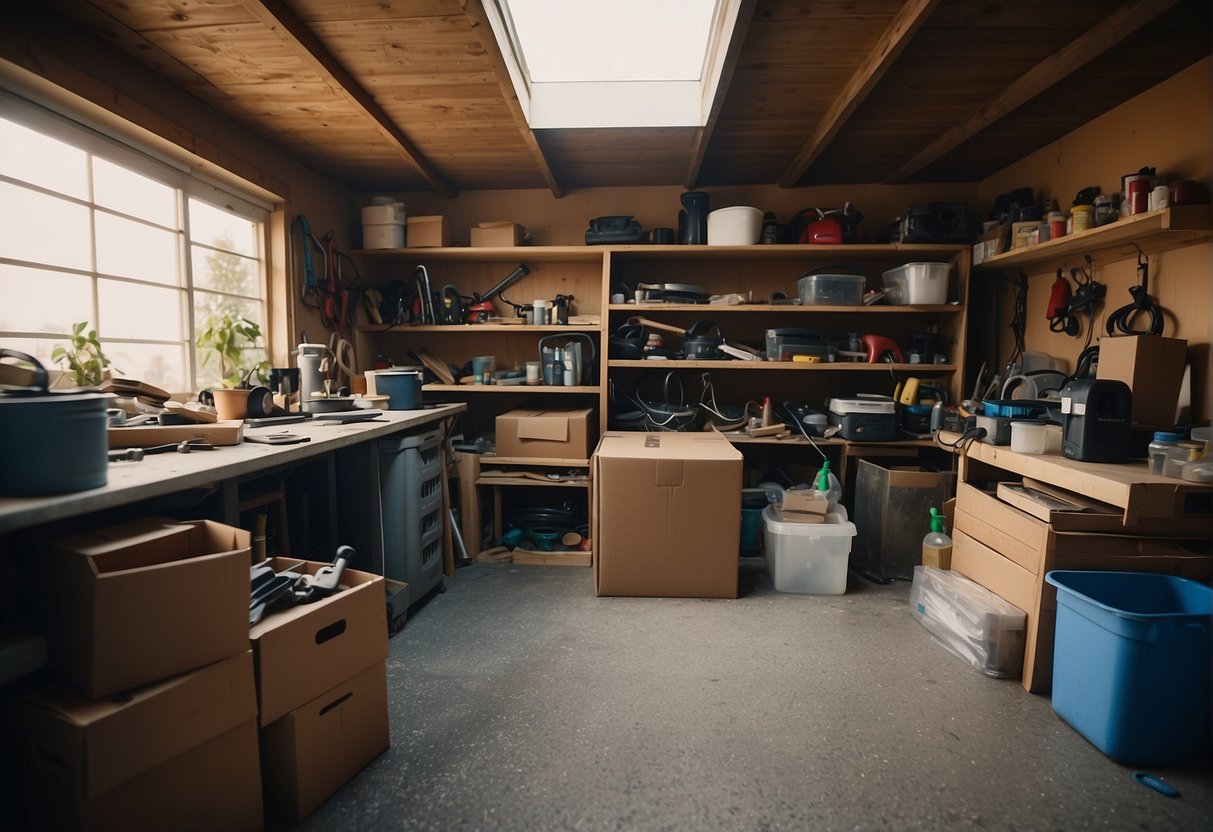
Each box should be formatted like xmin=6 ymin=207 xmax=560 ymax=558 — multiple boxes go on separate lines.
xmin=220 ymin=480 xmax=240 ymax=527
xmin=441 ymin=444 xmax=455 ymax=578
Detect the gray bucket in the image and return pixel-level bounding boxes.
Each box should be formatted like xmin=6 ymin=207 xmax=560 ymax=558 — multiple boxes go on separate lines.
xmin=0 ymin=350 xmax=110 ymax=496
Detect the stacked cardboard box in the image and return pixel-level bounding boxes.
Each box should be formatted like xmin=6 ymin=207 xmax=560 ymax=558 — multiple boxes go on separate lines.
xmin=952 ymin=483 xmax=1211 ymax=692
xmin=14 ymin=518 xmax=263 ymax=831
xmin=249 ymin=558 xmax=390 ymax=824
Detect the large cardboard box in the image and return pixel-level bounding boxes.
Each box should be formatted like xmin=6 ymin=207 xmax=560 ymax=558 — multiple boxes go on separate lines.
xmin=249 ymin=558 xmax=388 ymax=726
xmin=852 ymin=461 xmax=954 ymax=580
xmin=405 ymin=214 xmax=452 ymax=248
xmin=260 ymin=661 xmax=390 ymax=823
xmin=953 ymin=482 xmax=1211 ymax=692
xmin=495 ymin=407 xmax=595 ymax=460
xmin=593 ymin=431 xmax=742 ymax=598
xmin=470 ymin=221 xmax=524 ymax=247
xmin=1095 ymin=334 xmax=1188 ymax=428
xmin=36 ymin=518 xmax=251 ymax=697
xmin=16 ymin=651 xmax=262 ymax=832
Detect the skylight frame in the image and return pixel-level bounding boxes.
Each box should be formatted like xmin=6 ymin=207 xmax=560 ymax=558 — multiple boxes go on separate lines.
xmin=484 ymin=0 xmax=744 ymax=130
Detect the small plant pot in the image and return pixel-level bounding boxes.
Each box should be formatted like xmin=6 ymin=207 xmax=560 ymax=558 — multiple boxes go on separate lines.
xmin=211 ymin=388 xmax=250 ymax=420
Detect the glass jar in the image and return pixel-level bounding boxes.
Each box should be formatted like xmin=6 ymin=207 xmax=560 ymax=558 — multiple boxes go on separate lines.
xmin=1147 ymin=430 xmax=1183 ymax=475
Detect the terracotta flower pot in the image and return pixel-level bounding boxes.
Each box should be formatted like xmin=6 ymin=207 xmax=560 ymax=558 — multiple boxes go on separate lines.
xmin=211 ymin=388 xmax=250 ymax=421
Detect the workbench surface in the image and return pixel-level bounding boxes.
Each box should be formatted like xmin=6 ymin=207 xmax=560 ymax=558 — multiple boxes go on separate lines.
xmin=0 ymin=404 xmax=464 ymax=534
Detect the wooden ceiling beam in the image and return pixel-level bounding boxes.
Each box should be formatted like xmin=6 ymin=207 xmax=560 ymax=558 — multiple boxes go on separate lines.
xmin=779 ymin=0 xmax=939 ymax=188
xmin=885 ymin=0 xmax=1179 ymax=184
xmin=238 ymin=0 xmax=456 ymax=196
xmin=461 ymin=0 xmax=563 ymax=198
xmin=686 ymin=0 xmax=758 ymax=191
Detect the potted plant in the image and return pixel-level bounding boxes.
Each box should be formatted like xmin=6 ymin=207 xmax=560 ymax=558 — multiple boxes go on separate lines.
xmin=51 ymin=321 xmax=119 ymax=388
xmin=196 ymin=313 xmax=268 ymax=419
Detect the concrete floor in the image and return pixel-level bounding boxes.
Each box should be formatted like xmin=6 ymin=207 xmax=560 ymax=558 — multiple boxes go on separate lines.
xmin=300 ymin=562 xmax=1211 ymax=831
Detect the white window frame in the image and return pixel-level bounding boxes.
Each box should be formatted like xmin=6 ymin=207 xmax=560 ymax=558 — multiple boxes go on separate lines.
xmin=0 ymin=89 xmax=270 ymax=392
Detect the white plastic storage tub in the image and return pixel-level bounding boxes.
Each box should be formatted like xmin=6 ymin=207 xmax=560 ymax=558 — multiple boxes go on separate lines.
xmin=882 ymin=262 xmax=950 ymax=305
xmin=763 ymin=506 xmax=857 ymax=594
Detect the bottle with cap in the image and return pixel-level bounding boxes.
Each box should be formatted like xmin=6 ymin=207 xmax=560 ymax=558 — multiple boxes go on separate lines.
xmin=922 ymin=507 xmax=952 ymax=570
xmin=814 ymin=459 xmax=841 ymax=513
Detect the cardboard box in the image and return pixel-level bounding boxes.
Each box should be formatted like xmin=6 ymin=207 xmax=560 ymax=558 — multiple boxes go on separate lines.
xmin=405 ymin=214 xmax=452 ymax=248
xmin=249 ymin=558 xmax=387 ymax=726
xmin=495 ymin=407 xmax=595 ymax=460
xmin=593 ymin=431 xmax=742 ymax=598
xmin=16 ymin=651 xmax=263 ymax=831
xmin=470 ymin=221 xmax=525 ymax=247
xmin=852 ymin=461 xmax=954 ymax=581
xmin=1095 ymin=335 xmax=1188 ymax=428
xmin=954 ymin=482 xmax=1212 ymax=692
xmin=36 ymin=518 xmax=251 ymax=697
xmin=260 ymin=661 xmax=390 ymax=823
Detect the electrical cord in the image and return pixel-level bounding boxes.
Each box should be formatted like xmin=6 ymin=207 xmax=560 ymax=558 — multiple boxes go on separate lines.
xmin=1106 ymin=248 xmax=1164 ymax=336
xmin=1008 ymin=272 xmax=1027 ymax=368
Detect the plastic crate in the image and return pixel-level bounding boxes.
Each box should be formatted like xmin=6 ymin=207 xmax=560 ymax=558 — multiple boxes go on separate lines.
xmin=881 ymin=262 xmax=949 ymax=305
xmin=796 ymin=273 xmax=865 ymax=306
xmin=1044 ymin=570 xmax=1211 ymax=764
xmin=762 ymin=506 xmax=856 ymax=594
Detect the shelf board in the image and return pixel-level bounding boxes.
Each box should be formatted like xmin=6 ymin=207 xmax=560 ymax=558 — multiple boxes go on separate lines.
xmin=424 ymin=384 xmax=599 ymax=393
xmin=608 ymin=360 xmax=956 ymax=372
xmin=482 ymin=455 xmax=590 ymax=467
xmin=510 ymin=548 xmax=592 ymax=567
xmin=976 ymin=205 xmax=1212 ymax=272
xmin=723 ymin=435 xmax=936 ymax=448
xmin=352 ymin=245 xmax=604 ymax=262
xmin=359 ymin=323 xmax=601 ymax=333
xmin=476 ymin=477 xmax=589 ymax=488
xmin=609 ymin=303 xmax=961 ymax=314
xmin=606 ymin=242 xmax=969 ymax=259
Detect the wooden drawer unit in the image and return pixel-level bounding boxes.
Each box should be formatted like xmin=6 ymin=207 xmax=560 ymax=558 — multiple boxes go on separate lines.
xmin=953 ymin=482 xmax=1212 ymax=693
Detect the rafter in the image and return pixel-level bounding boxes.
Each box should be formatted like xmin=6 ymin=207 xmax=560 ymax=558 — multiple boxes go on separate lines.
xmin=461 ymin=0 xmax=563 ymax=198
xmin=779 ymin=0 xmax=939 ymax=188
xmin=686 ymin=0 xmax=757 ymax=190
xmin=237 ymin=0 xmax=456 ymax=196
xmin=885 ymin=0 xmax=1178 ymax=183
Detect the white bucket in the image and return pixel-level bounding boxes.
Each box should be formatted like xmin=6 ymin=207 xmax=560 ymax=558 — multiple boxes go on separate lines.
xmin=361 ymin=201 xmax=405 ymax=225
xmin=363 ymin=223 xmax=405 ymax=249
xmin=707 ymin=206 xmax=763 ymax=245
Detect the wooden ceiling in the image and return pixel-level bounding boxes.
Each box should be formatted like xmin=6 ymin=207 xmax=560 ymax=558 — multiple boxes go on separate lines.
xmin=30 ymin=0 xmax=1213 ymax=197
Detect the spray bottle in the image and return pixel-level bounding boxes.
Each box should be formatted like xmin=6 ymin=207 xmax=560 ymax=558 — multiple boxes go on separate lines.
xmin=815 ymin=459 xmax=841 ymax=515
xmin=922 ymin=507 xmax=952 ymax=570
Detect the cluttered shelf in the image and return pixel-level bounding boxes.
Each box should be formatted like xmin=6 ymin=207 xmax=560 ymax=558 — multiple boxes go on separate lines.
xmin=940 ymin=430 xmax=1213 ymax=528
xmin=351 ymin=245 xmax=604 ymax=263
xmin=604 ymin=242 xmax=970 ymax=259
xmin=976 ymin=204 xmax=1212 ymax=272
xmin=608 ymin=360 xmax=956 ymax=372
xmin=424 ymin=384 xmax=599 ymax=394
xmin=608 ymin=304 xmax=962 ymax=314
xmin=724 ymin=435 xmax=937 ymax=448
xmin=359 ymin=323 xmax=602 ymax=334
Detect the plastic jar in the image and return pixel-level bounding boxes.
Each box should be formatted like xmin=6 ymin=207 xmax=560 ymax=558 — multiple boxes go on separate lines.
xmin=1166 ymin=441 xmax=1204 ymax=478
xmin=1011 ymin=420 xmax=1050 ymax=454
xmin=1071 ymin=205 xmax=1094 ymax=233
xmin=1147 ymin=431 xmax=1184 ymax=475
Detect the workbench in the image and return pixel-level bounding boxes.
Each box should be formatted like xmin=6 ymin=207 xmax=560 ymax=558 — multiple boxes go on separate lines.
xmin=0 ymin=404 xmax=465 ymax=684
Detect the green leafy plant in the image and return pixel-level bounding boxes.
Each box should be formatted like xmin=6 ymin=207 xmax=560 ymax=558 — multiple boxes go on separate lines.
xmin=196 ymin=313 xmax=268 ymax=388
xmin=51 ymin=321 xmax=118 ymax=387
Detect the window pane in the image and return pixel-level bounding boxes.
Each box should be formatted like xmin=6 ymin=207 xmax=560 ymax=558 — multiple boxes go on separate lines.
xmin=0 ymin=117 xmax=88 ymax=198
xmin=191 ymin=246 xmax=260 ymax=296
xmin=0 ymin=335 xmax=63 ymax=370
xmin=194 ymin=295 xmax=265 ymax=385
xmin=105 ymin=341 xmax=187 ymax=393
xmin=95 ymin=212 xmax=179 ymax=284
xmin=0 ymin=182 xmax=91 ymax=270
xmin=0 ymin=265 xmax=92 ymax=334
xmin=94 ymin=157 xmax=176 ymax=226
xmin=190 ymin=198 xmax=258 ymax=257
xmin=98 ymin=279 xmax=184 ymax=342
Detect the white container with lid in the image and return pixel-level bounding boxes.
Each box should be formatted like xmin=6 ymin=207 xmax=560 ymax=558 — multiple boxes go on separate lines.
xmin=882 ymin=262 xmax=950 ymax=305
xmin=707 ymin=206 xmax=763 ymax=245
xmin=1010 ymin=420 xmax=1050 ymax=454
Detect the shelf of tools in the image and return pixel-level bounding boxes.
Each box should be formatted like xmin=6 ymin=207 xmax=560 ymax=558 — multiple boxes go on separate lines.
xmin=602 ymin=243 xmax=971 ymax=494
xmin=353 ymin=246 xmax=605 ymax=564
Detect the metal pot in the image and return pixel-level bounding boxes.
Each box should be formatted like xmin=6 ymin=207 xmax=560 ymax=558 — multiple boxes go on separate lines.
xmin=0 ymin=349 xmax=110 ymax=496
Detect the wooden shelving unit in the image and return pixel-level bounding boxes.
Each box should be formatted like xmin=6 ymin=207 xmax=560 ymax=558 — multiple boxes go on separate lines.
xmin=977 ymin=205 xmax=1213 ymax=273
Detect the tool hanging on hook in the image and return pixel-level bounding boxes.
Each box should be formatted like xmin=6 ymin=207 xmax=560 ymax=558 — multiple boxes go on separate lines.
xmin=1048 ymin=256 xmax=1105 ymax=337
xmin=1105 ymin=247 xmax=1164 ymax=336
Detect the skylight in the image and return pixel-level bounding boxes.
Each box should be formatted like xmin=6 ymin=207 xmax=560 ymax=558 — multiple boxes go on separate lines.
xmin=486 ymin=0 xmax=742 ymax=129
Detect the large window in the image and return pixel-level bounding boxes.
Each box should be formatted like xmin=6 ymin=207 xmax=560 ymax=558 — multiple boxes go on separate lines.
xmin=0 ymin=91 xmax=269 ymax=393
